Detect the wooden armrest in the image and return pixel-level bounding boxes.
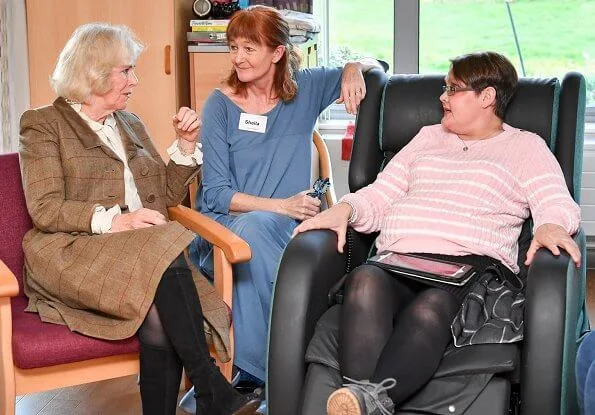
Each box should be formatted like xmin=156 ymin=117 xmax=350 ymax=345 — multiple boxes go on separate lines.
xmin=313 ymin=130 xmax=337 ymax=208
xmin=0 ymin=260 xmax=19 ymax=298
xmin=168 ymin=205 xmax=251 ymax=263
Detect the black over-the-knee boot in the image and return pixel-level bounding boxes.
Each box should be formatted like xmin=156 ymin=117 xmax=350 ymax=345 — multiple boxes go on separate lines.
xmin=138 ymin=341 xmax=183 ymax=415
xmin=138 ymin=305 xmax=183 ymax=415
xmin=154 ymin=262 xmax=261 ymax=415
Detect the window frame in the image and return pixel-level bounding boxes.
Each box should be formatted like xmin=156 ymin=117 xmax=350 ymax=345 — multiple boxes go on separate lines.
xmin=317 ymin=0 xmax=595 ymax=131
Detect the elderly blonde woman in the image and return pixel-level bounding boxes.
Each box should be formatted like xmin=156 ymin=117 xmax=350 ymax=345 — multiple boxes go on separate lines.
xmin=19 ymin=23 xmax=260 ymax=415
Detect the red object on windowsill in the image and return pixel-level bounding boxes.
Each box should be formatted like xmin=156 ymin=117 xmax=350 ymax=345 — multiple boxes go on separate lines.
xmin=341 ymin=122 xmax=356 ymax=161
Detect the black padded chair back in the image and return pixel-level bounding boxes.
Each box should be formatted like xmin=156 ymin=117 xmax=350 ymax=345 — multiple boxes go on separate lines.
xmin=350 ymin=70 xmax=585 ymax=202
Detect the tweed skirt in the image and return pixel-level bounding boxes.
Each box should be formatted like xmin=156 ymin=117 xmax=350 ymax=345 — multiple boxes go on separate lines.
xmin=22 ymin=221 xmax=232 ymax=361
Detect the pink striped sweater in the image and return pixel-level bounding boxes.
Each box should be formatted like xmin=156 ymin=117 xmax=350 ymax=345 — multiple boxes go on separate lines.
xmin=341 ymin=123 xmax=581 ymax=272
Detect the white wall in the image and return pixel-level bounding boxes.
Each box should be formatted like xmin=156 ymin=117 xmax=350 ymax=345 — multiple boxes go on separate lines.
xmin=320 ymin=134 xmax=350 ymax=199
xmin=582 ymin=139 xmax=595 ymax=236
xmin=1 ymin=0 xmax=28 ymax=152
xmin=9 ymin=0 xmax=29 ymax=140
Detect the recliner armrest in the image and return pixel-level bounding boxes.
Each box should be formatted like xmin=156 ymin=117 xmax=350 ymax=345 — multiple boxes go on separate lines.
xmin=268 ymin=229 xmax=349 ymax=415
xmin=345 ymin=228 xmax=378 ymax=272
xmin=0 ymin=260 xmax=19 ymax=298
xmin=521 ymin=229 xmax=585 ymax=415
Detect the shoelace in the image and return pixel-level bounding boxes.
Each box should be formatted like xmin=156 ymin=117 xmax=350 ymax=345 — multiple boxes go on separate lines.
xmin=342 ymin=376 xmax=397 ymax=415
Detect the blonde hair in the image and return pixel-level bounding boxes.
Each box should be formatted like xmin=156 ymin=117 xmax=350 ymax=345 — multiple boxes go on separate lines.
xmin=51 ymin=23 xmax=144 ymax=103
xmin=225 ymin=6 xmax=301 ymax=102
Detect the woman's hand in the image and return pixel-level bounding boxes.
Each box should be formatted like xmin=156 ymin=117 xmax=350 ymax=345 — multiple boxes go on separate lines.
xmin=279 ymin=191 xmax=321 ymax=221
xmin=292 ymin=202 xmax=352 ymax=253
xmin=110 ymin=208 xmax=167 ymax=233
xmin=336 ymin=62 xmax=366 ymax=115
xmin=172 ymin=107 xmax=201 ymax=146
xmin=525 ymin=223 xmax=581 ymax=267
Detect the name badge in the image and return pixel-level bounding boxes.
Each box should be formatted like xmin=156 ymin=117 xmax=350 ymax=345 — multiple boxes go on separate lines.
xmin=239 ymin=113 xmax=267 ymax=133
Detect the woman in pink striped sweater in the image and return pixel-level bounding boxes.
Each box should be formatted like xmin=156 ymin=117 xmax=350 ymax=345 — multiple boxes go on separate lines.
xmin=293 ymin=51 xmax=582 ymax=415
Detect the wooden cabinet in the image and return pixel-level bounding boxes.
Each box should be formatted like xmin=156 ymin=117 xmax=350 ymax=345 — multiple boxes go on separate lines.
xmin=189 ymin=38 xmax=318 ymax=115
xmin=189 ymin=52 xmax=231 ymax=115
xmin=25 ymin=0 xmax=194 ymax=158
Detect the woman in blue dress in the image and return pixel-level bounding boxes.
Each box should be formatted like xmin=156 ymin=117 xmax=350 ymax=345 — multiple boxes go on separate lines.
xmin=189 ymin=5 xmax=381 ymax=385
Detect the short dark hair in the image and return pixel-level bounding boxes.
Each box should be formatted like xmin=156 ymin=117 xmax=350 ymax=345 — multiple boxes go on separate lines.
xmin=450 ymin=51 xmax=518 ymax=119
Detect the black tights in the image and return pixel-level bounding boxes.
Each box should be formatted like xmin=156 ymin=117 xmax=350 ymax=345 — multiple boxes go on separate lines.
xmin=340 ymin=265 xmax=459 ymax=404
xmin=137 ymin=254 xmax=239 ymax=415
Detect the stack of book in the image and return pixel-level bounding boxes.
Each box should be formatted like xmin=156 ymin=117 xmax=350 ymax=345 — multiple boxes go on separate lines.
xmin=188 ymin=19 xmax=229 ymax=52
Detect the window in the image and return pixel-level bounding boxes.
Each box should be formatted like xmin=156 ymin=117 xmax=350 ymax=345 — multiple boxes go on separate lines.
xmin=315 ymin=0 xmax=595 ymax=123
xmin=419 ymin=0 xmax=595 ymax=119
xmin=313 ymin=0 xmax=394 ymax=121
xmin=314 ymin=0 xmax=394 ymax=69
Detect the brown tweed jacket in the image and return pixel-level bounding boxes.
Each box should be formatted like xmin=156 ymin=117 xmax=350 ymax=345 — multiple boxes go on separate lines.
xmin=19 ymin=97 xmax=231 ymax=361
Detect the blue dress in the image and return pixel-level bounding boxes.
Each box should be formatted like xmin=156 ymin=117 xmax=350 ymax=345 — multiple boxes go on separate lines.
xmin=577 ymin=331 xmax=595 ymax=414
xmin=189 ymin=67 xmax=342 ymax=381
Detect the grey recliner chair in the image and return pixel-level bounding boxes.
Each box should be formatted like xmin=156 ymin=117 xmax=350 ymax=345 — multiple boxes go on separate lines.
xmin=267 ymin=69 xmax=589 ymax=415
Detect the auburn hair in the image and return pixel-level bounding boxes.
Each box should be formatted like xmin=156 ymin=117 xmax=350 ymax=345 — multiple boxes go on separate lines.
xmin=225 ymin=6 xmax=302 ymax=102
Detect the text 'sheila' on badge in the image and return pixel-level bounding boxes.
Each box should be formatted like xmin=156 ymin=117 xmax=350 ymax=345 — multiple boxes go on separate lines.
xmin=238 ymin=113 xmax=267 ymax=133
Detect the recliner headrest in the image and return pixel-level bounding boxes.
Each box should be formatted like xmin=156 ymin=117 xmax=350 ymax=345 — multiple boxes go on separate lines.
xmin=379 ymin=74 xmax=559 ymax=154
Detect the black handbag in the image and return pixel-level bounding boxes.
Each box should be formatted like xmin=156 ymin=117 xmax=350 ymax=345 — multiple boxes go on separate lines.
xmin=451 ymin=263 xmax=525 ymax=346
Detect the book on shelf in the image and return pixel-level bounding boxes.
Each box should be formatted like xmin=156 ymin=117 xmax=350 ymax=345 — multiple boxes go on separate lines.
xmin=189 ymin=19 xmax=229 ymax=27
xmin=188 ymin=44 xmax=230 ymax=53
xmin=187 ymin=31 xmax=227 ymax=42
xmin=188 ymin=39 xmax=227 ymax=45
xmin=191 ymin=25 xmax=227 ymax=32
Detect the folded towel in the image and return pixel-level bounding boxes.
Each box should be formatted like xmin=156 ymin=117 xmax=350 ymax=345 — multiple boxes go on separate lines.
xmin=289 ymin=28 xmax=308 ymax=37
xmin=290 ymin=35 xmax=309 ymax=44
xmin=280 ymin=9 xmax=321 ymax=33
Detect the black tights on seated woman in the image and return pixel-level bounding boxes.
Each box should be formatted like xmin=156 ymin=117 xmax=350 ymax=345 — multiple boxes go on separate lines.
xmin=340 ymin=264 xmax=459 ymax=404
xmin=137 ymin=254 xmax=253 ymax=415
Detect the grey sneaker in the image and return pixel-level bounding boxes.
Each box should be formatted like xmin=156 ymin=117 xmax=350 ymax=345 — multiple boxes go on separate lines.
xmin=326 ymin=377 xmax=397 ymax=415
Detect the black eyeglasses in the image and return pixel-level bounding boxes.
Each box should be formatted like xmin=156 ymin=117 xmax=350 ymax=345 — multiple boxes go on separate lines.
xmin=442 ymin=85 xmax=475 ymax=96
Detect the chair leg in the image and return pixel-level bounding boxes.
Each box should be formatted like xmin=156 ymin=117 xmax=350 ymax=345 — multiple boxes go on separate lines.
xmin=0 ymin=356 xmax=16 ymax=415
xmin=184 ymin=371 xmax=192 ymax=390
xmin=1 ymin=296 xmax=17 ymax=415
xmin=216 ymin=359 xmax=233 ymax=381
xmin=0 ymin=390 xmax=16 ymax=415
